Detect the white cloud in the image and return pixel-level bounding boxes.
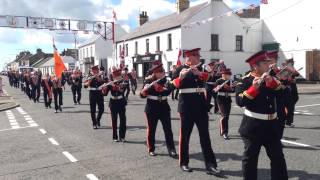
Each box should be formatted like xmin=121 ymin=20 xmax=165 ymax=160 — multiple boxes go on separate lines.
xmin=121 ymin=25 xmax=131 ymax=33
xmin=223 ymin=0 xmax=248 ymax=9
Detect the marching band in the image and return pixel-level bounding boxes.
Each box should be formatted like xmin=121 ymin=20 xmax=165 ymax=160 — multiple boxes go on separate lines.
xmin=5 ymin=48 xmax=303 ymax=179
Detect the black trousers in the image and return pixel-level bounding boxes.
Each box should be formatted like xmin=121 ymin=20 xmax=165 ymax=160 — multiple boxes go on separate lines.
xmin=242 ymin=136 xmax=288 ymax=180
xmin=145 ymin=111 xmax=175 ymax=153
xmin=71 ymin=86 xmax=81 ymax=103
xmin=130 ymin=79 xmax=137 ymax=95
xmin=124 ymin=84 xmax=130 ymax=98
xmin=53 ymin=88 xmax=63 ymax=110
xmin=89 ymin=91 xmax=104 ymax=126
xmin=36 ymin=86 xmax=41 ymax=101
xmin=286 ymin=85 xmax=299 ymax=125
xmin=26 ymin=86 xmax=31 ymax=99
xmin=179 ymin=112 xmax=217 ymax=167
xmin=31 ymin=86 xmax=37 ymax=102
xmin=111 ymin=108 xmax=126 ymax=139
xmin=43 ymin=91 xmax=52 ymax=108
xmin=217 ymin=96 xmax=232 ymax=136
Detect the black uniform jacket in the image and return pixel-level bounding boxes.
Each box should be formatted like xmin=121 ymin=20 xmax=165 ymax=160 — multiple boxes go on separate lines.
xmin=172 ymin=64 xmax=210 ymax=114
xmin=235 ymin=72 xmax=282 ymax=140
xmin=141 ymin=78 xmax=173 ymax=114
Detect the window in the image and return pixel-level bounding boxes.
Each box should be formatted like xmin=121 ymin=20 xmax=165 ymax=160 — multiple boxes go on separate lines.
xmin=167 ymin=34 xmax=172 ymax=50
xmin=79 ymin=49 xmax=81 ymax=60
xmin=156 ymin=36 xmax=160 ymax=52
xmin=119 ymin=45 xmax=122 ymax=56
xmin=146 ymin=39 xmax=149 ymax=53
xmin=236 ymin=35 xmax=243 ymax=51
xmin=86 ymin=48 xmax=89 ymax=57
xmin=211 ymin=34 xmax=219 ymax=51
xmin=90 ymin=46 xmax=93 ymax=57
xmin=125 ymin=44 xmax=128 ymax=56
xmin=135 ymin=41 xmax=138 ymax=55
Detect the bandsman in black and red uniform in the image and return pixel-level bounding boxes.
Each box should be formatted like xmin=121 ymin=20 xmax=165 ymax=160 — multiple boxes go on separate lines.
xmin=41 ymin=73 xmax=53 ymax=109
xmin=140 ymin=60 xmax=177 ymax=158
xmin=205 ymin=60 xmax=220 ymax=113
xmin=70 ymin=70 xmax=83 ymax=105
xmin=102 ymin=68 xmax=127 ymax=142
xmin=235 ymin=50 xmax=288 ymax=180
xmin=84 ymin=65 xmax=105 ymax=129
xmin=171 ymin=48 xmax=221 ymax=175
xmin=283 ymin=58 xmax=299 ymax=128
xmin=214 ymin=68 xmax=235 ymax=140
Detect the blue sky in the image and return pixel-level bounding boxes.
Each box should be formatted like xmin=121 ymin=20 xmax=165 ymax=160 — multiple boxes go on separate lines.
xmin=0 ymin=0 xmax=260 ymax=70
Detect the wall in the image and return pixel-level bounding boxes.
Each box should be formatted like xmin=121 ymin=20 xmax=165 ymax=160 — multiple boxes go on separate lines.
xmin=261 ymin=0 xmax=319 ymax=78
xmin=182 ymin=1 xmax=262 ymax=75
xmin=116 ymin=28 xmax=181 ymax=73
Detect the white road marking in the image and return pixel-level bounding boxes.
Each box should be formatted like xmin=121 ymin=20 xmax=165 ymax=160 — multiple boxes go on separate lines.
xmin=39 ymin=129 xmax=47 ymax=134
xmin=11 ymin=126 xmax=20 ymax=129
xmin=29 ymin=123 xmax=39 ymax=127
xmin=296 ymin=103 xmax=320 ymax=108
xmin=25 ymin=117 xmax=33 ymax=120
xmin=48 ymin=138 xmax=60 ymax=145
xmin=62 ymin=151 xmax=78 ymax=162
xmin=281 ymin=139 xmax=312 ymax=147
xmin=0 ymin=125 xmax=36 ymax=132
xmin=86 ymin=174 xmax=99 ymax=180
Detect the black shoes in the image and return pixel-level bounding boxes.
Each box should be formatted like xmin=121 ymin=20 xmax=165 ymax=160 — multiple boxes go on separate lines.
xmin=59 ymin=106 xmax=62 ymax=112
xmin=97 ymin=121 xmax=101 ymax=127
xmin=223 ymin=134 xmax=229 ymax=140
xmin=113 ymin=139 xmax=119 ymax=142
xmin=180 ymin=165 xmax=192 ymax=172
xmin=206 ymin=165 xmax=221 ymax=175
xmin=169 ymin=150 xmax=178 ymax=158
xmin=149 ymin=151 xmax=157 ymax=156
xmin=120 ymin=138 xmax=126 ymax=143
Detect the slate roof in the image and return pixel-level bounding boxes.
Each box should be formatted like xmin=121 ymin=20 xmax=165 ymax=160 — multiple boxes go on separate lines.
xmin=117 ymin=3 xmax=208 ymax=42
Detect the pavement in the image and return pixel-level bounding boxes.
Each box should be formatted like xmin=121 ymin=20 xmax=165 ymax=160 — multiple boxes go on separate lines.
xmin=0 ymin=75 xmax=319 ymax=180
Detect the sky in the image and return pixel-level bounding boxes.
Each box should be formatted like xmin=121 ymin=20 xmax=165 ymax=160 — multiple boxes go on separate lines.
xmin=0 ymin=0 xmax=260 ymax=70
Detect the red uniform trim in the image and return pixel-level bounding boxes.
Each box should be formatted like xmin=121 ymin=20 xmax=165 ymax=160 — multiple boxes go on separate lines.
xmin=172 ymin=78 xmax=181 ymax=88
xmin=244 ymin=86 xmax=259 ymax=99
xmin=199 ymin=72 xmax=209 ymax=82
xmin=144 ymin=112 xmax=151 ymax=152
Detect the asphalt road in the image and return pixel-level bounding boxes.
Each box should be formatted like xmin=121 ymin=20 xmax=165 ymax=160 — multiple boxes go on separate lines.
xmin=0 ymin=76 xmax=319 ymax=180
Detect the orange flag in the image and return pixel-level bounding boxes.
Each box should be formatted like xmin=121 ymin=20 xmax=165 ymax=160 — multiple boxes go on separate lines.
xmin=53 ymin=38 xmax=66 ymax=78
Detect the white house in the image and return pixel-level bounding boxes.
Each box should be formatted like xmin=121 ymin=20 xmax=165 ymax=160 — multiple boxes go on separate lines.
xmin=38 ymin=56 xmax=76 ymax=75
xmin=261 ymin=0 xmax=320 ymax=80
xmin=78 ymin=24 xmax=127 ymax=74
xmin=115 ymin=0 xmax=262 ymax=78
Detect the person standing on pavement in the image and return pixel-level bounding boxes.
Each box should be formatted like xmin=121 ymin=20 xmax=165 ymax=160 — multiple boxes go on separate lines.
xmin=41 ymin=73 xmax=53 ymax=109
xmin=102 ymin=68 xmax=127 ymax=142
xmin=235 ymin=50 xmax=288 ymax=180
xmin=84 ymin=65 xmax=105 ymax=129
xmin=51 ymin=75 xmax=63 ymax=113
xmin=140 ymin=60 xmax=177 ymax=158
xmin=214 ymin=68 xmax=235 ymax=140
xmin=171 ymin=48 xmax=221 ymax=175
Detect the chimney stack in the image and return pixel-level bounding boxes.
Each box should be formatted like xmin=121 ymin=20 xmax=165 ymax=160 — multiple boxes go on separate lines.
xmin=139 ymin=11 xmax=149 ymax=26
xmin=177 ymin=0 xmax=190 ymax=13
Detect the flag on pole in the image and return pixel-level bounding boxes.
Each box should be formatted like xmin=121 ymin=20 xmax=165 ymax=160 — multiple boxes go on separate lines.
xmin=53 ymin=38 xmax=66 ymax=78
xmin=261 ymin=0 xmax=268 ymax=4
xmin=113 ymin=10 xmax=117 ymax=21
xmin=177 ymin=49 xmax=183 ymax=66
